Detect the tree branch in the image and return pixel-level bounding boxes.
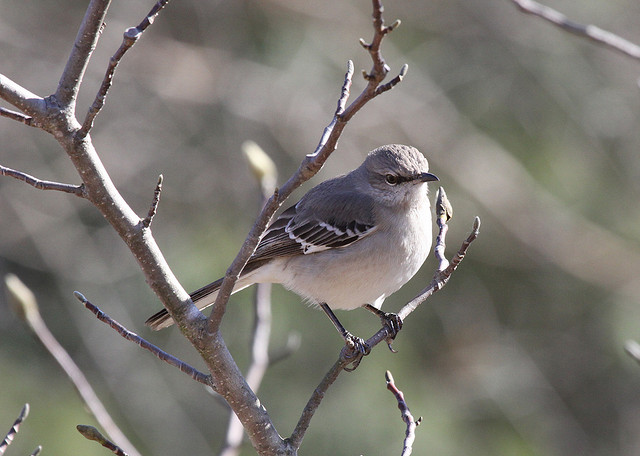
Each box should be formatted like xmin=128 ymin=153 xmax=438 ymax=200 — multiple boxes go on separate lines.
xmin=4 ymin=275 xmax=140 ymax=456
xmin=142 ymin=174 xmax=163 ymax=228
xmin=80 ymin=0 xmax=173 ymax=136
xmin=0 ymin=107 xmax=36 ymax=127
xmin=385 ymin=371 xmax=421 ymax=456
xmin=511 ymin=0 xmax=640 ymax=61
xmin=74 ymin=292 xmax=213 ymax=387
xmin=77 ymin=425 xmax=128 ymax=456
xmin=207 ymin=0 xmax=409 ymax=335
xmin=288 ymin=189 xmax=479 ymax=447
xmin=0 ymin=164 xmax=86 ymax=196
xmin=0 ymin=73 xmax=46 ymax=119
xmin=56 ymin=0 xmax=112 ymax=108
xmin=289 ymin=358 xmax=347 ymax=449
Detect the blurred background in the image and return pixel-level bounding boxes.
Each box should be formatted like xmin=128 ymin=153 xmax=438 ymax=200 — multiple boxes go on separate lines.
xmin=2 ymin=0 xmax=640 ymax=454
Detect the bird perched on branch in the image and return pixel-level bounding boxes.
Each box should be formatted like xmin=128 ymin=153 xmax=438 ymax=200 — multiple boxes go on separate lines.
xmin=146 ymin=144 xmax=438 ymax=354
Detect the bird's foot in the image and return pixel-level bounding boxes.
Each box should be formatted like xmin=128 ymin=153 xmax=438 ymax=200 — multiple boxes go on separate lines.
xmin=340 ymin=332 xmax=370 ymax=371
xmin=378 ymin=312 xmax=403 ymax=353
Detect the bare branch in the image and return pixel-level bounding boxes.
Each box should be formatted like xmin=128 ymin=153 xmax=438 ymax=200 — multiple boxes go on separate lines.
xmin=398 ymin=215 xmax=480 ymax=321
xmin=220 ymin=148 xmax=282 ymax=456
xmin=0 ymin=164 xmax=86 ymax=196
xmin=0 ymin=404 xmax=29 ymax=455
xmin=80 ymin=0 xmax=173 ymax=135
xmin=142 ymin=174 xmax=163 ymax=228
xmin=207 ymin=0 xmax=407 ymax=334
xmin=344 ymin=192 xmax=479 ymax=368
xmin=512 ymin=0 xmax=640 ymax=61
xmin=77 ymin=425 xmax=128 ymax=456
xmin=74 ymin=292 xmax=213 ymax=388
xmin=385 ymin=371 xmax=421 ymax=456
xmin=309 ymin=60 xmax=354 ymax=157
xmin=289 ymin=358 xmax=347 ymax=448
xmin=0 ymin=73 xmax=46 ymax=118
xmin=4 ymin=275 xmax=141 ymax=456
xmin=0 ymin=107 xmax=36 ymax=127
xmin=56 ymin=0 xmax=112 ymax=108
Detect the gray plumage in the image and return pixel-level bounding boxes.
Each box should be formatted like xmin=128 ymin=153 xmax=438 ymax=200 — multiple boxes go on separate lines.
xmin=146 ymin=144 xmax=438 ymax=331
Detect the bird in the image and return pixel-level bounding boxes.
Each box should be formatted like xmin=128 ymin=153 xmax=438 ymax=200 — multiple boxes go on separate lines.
xmin=145 ymin=144 xmax=438 ymax=353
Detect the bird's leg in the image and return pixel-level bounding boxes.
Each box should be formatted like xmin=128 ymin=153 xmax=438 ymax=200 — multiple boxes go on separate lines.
xmin=363 ymin=304 xmax=403 ymax=352
xmin=319 ymin=303 xmax=370 ymax=361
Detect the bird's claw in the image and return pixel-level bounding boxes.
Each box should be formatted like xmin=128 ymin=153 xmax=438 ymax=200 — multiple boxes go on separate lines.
xmin=378 ymin=312 xmax=402 ymax=353
xmin=380 ymin=312 xmax=403 ymax=339
xmin=341 ymin=332 xmax=370 ymax=371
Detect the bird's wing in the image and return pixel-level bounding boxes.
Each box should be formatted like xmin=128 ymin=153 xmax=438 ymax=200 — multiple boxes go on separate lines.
xmin=250 ymin=189 xmax=377 ymax=261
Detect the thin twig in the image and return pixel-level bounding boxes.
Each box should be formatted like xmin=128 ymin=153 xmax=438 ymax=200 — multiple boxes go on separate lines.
xmin=74 ymin=292 xmax=213 ymax=388
xmin=398 ymin=216 xmax=480 ymax=321
xmin=77 ymin=425 xmax=128 ymax=456
xmin=142 ymin=174 xmax=163 ymax=228
xmin=207 ymin=0 xmax=407 ymax=334
xmin=0 ymin=107 xmax=35 ymax=127
xmin=4 ymin=275 xmax=140 ymax=456
xmin=80 ymin=0 xmax=173 ymax=135
xmin=512 ymin=0 xmax=640 ymax=61
xmin=289 ymin=358 xmax=349 ymax=448
xmin=385 ymin=371 xmax=421 ymax=456
xmin=309 ymin=60 xmax=354 ymax=157
xmin=0 ymin=164 xmax=86 ymax=196
xmin=289 ymin=202 xmax=477 ymax=447
xmin=344 ymin=192 xmax=479 ymax=368
xmin=0 ymin=404 xmax=29 ymax=455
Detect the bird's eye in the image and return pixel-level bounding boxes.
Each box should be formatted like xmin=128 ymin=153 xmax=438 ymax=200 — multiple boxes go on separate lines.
xmin=385 ymin=174 xmax=398 ymax=185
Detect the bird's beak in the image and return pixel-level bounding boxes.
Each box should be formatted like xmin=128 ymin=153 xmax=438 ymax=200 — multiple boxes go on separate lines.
xmin=417 ymin=172 xmax=439 ymax=182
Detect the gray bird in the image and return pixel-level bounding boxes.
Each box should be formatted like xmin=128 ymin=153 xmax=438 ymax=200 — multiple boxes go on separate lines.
xmin=146 ymin=144 xmax=438 ymax=353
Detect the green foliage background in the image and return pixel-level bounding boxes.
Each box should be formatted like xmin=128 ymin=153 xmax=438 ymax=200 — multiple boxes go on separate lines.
xmin=2 ymin=0 xmax=640 ymax=454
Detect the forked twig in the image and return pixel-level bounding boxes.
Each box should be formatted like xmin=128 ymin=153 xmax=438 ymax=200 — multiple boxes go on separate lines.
xmin=208 ymin=0 xmax=409 ymax=334
xmin=80 ymin=0 xmax=173 ymax=135
xmin=74 ymin=292 xmax=213 ymax=388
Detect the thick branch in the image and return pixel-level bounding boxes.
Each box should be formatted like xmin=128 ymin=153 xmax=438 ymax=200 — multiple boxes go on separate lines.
xmin=512 ymin=0 xmax=640 ymax=61
xmin=56 ymin=0 xmax=112 ymax=108
xmin=0 ymin=73 xmax=46 ymax=118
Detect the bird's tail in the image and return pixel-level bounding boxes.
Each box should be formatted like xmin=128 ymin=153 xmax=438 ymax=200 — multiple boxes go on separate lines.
xmin=145 ymin=275 xmax=253 ymax=330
